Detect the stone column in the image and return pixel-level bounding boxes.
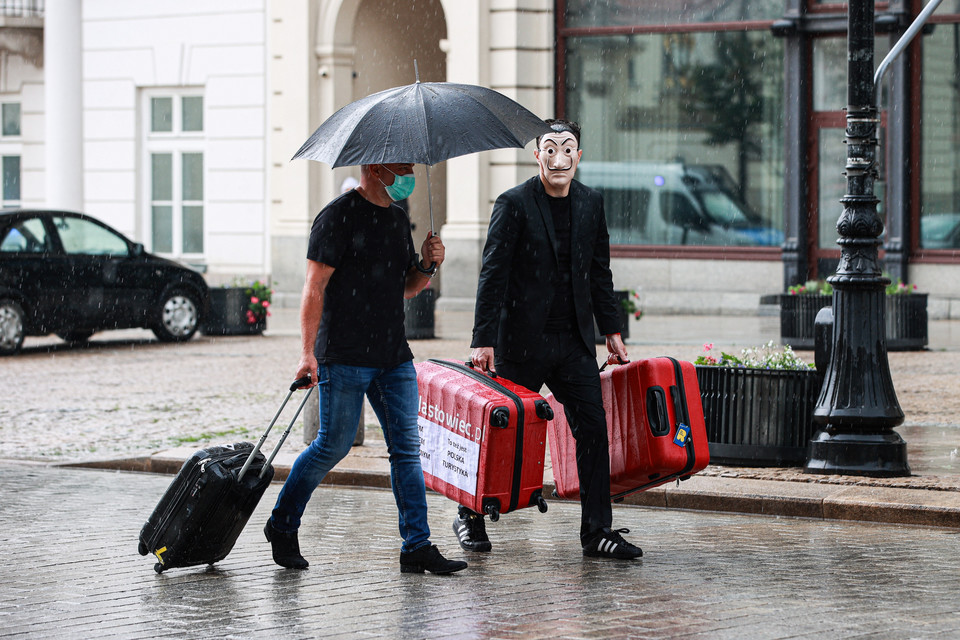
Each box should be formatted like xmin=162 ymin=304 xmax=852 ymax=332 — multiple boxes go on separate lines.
xmin=43 ymin=0 xmax=84 ymax=210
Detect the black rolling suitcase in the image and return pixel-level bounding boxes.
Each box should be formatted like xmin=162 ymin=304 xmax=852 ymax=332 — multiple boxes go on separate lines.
xmin=138 ymin=377 xmax=313 ymax=573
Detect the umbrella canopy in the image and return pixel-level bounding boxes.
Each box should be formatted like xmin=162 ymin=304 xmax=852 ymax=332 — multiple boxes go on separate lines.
xmin=292 ymin=81 xmax=552 ymax=167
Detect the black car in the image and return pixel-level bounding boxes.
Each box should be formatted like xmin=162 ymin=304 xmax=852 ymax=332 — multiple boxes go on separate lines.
xmin=0 ymin=209 xmax=210 ymax=355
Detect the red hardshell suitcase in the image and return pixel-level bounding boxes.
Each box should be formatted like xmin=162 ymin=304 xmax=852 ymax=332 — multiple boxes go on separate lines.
xmin=547 ymin=357 xmax=709 ymax=501
xmin=415 ymin=359 xmax=553 ymax=521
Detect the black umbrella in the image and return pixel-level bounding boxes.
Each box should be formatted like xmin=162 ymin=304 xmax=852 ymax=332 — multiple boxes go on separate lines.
xmin=292 ymin=78 xmax=551 ymax=232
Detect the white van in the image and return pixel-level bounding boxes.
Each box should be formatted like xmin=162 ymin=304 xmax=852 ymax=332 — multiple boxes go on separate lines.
xmin=576 ymin=162 xmax=784 ymax=247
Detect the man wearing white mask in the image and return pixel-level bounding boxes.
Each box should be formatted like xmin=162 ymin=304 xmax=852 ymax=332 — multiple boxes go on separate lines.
xmin=265 ymin=163 xmax=467 ymax=575
xmin=462 ymin=120 xmax=642 ymax=560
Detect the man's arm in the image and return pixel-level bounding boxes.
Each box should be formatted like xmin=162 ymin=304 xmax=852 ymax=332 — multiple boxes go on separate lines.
xmin=587 ymin=191 xmax=629 ymax=363
xmin=471 ymin=193 xmax=521 ymax=352
xmin=295 ymin=259 xmax=335 ymax=388
xmin=404 ymin=231 xmax=444 ymax=298
xmin=470 ymin=192 xmax=524 ymax=374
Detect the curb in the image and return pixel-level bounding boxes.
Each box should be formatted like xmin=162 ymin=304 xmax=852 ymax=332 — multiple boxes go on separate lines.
xmin=62 ymin=455 xmax=960 ymax=529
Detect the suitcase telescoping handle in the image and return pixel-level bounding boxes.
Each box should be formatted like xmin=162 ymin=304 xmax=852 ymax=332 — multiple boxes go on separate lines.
xmin=237 ymin=376 xmax=314 ymax=482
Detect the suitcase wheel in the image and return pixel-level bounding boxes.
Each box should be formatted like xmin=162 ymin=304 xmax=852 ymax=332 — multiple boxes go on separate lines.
xmin=490 ymin=407 xmax=510 ymax=429
xmin=484 ymin=504 xmax=501 ymax=522
xmin=536 ymin=495 xmax=548 ymax=513
xmin=535 ymin=400 xmax=554 ymax=421
xmin=154 ymin=563 xmax=165 ymax=574
xmin=138 ymin=541 xmax=148 ymax=556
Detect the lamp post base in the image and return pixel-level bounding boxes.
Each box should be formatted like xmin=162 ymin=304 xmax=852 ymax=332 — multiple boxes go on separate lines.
xmin=805 ymin=429 xmax=910 ymax=477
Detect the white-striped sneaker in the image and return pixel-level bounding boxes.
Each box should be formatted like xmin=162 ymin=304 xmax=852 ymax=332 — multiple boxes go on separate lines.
xmin=582 ymin=527 xmax=643 ymax=559
xmin=453 ymin=511 xmax=492 ymax=552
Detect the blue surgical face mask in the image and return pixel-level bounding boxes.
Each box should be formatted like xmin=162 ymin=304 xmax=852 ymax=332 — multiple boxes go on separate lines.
xmin=379 ymin=166 xmax=415 ymax=201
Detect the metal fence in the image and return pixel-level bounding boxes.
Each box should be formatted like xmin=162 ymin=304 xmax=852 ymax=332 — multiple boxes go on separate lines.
xmin=0 ymin=0 xmax=44 ymax=18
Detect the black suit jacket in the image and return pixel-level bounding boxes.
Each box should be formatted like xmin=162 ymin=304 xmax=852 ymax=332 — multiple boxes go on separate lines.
xmin=471 ymin=176 xmax=622 ymax=361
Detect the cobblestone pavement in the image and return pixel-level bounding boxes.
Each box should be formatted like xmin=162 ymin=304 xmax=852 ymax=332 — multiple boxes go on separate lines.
xmin=2 ymin=311 xmax=959 ymax=473
xmin=3 ymin=464 xmax=960 ymax=640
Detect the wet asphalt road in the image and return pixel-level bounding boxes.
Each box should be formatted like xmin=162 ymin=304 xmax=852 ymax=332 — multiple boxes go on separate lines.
xmin=3 ymin=464 xmax=960 ymax=640
xmin=3 ymin=311 xmax=960 ymax=638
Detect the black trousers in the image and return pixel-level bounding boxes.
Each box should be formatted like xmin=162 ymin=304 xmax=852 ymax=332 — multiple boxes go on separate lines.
xmin=481 ymin=331 xmax=613 ymax=544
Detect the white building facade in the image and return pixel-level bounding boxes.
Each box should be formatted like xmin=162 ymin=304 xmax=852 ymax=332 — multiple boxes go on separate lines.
xmin=3 ymin=0 xmax=959 ymax=319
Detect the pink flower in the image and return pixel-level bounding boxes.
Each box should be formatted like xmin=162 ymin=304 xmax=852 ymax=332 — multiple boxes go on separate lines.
xmin=262 ymin=300 xmax=270 ymax=308
xmin=703 ymin=343 xmax=714 ymax=352
xmin=250 ymin=296 xmax=260 ymax=304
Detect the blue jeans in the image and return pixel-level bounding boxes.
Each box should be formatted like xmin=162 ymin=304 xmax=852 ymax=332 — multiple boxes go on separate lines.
xmin=270 ymin=360 xmax=431 ymax=553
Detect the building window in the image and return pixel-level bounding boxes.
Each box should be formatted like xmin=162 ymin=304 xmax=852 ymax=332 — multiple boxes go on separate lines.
xmin=1 ymin=102 xmax=21 ymax=207
xmin=2 ymin=156 xmax=21 ymax=206
xmin=2 ymin=103 xmax=21 ymax=136
xmin=563 ymin=29 xmax=785 ymax=248
xmin=144 ymin=92 xmax=204 ymax=257
xmin=563 ymin=0 xmax=783 ymax=29
xmin=920 ymin=20 xmax=960 ymax=251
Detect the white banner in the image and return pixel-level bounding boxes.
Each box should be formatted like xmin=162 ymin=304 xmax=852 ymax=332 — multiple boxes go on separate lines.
xmin=418 ymin=415 xmax=481 ymax=496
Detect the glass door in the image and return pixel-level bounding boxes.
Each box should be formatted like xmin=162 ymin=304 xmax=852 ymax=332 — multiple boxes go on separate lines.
xmin=809 ymin=36 xmax=888 ymax=279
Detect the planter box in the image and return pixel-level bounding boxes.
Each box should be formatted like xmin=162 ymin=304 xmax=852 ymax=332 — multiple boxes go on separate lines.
xmin=779 ymin=293 xmax=927 ymax=351
xmin=404 ymin=288 xmax=436 ymax=340
xmin=203 ymin=288 xmax=265 ymax=336
xmin=884 ymin=293 xmax=929 ymax=351
xmin=594 ymin=290 xmax=630 ymax=343
xmin=695 ymin=365 xmax=822 ymax=466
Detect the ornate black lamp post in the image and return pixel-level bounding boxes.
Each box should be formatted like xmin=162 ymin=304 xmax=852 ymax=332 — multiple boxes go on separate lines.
xmin=805 ymin=0 xmax=910 ymax=477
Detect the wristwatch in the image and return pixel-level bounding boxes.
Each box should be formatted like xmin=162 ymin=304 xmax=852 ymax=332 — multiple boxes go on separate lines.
xmin=415 ymin=255 xmax=438 ymax=277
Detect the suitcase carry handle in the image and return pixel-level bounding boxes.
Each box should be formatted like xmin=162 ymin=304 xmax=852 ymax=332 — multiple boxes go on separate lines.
xmin=463 ymin=359 xmax=497 ymax=378
xmin=599 ymin=355 xmax=629 ymax=372
xmin=237 ymin=378 xmax=315 ymax=482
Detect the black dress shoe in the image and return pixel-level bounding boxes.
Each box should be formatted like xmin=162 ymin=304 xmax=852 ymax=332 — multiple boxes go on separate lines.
xmin=399 ymin=544 xmax=468 ymax=574
xmin=264 ymin=519 xmax=309 ymax=569
xmin=582 ymin=527 xmax=643 ymax=560
xmin=453 ymin=511 xmax=492 ymax=552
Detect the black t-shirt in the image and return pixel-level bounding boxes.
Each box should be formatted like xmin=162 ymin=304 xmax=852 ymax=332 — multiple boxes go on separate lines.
xmin=544 ymin=193 xmax=578 ymax=333
xmin=307 ymin=190 xmax=416 ymax=368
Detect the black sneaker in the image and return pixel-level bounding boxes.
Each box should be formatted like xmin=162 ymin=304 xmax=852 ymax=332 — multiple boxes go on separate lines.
xmin=582 ymin=527 xmax=643 ymax=559
xmin=453 ymin=512 xmax=492 ymax=552
xmin=399 ymin=544 xmax=468 ymax=575
xmin=264 ymin=519 xmax=309 ymax=569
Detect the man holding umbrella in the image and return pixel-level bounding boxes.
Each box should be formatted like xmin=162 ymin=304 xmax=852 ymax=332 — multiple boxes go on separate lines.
xmin=279 ymin=75 xmax=553 ymax=573
xmin=264 ymin=162 xmax=467 ymax=575
xmin=461 ymin=119 xmax=643 ymax=560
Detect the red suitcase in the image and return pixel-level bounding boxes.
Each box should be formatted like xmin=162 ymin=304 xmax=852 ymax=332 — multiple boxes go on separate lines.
xmin=547 ymin=357 xmax=709 ymax=501
xmin=415 ymin=359 xmax=553 ymax=521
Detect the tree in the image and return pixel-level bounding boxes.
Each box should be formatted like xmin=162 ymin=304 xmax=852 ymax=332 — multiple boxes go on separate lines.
xmin=683 ymin=31 xmax=765 ymax=198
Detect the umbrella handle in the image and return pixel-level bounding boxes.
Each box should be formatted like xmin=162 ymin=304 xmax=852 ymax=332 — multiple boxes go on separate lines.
xmin=426 ymin=163 xmax=435 ymax=235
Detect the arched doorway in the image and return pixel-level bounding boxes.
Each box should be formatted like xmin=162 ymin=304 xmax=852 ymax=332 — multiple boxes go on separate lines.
xmin=320 ymin=0 xmax=448 ymax=246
